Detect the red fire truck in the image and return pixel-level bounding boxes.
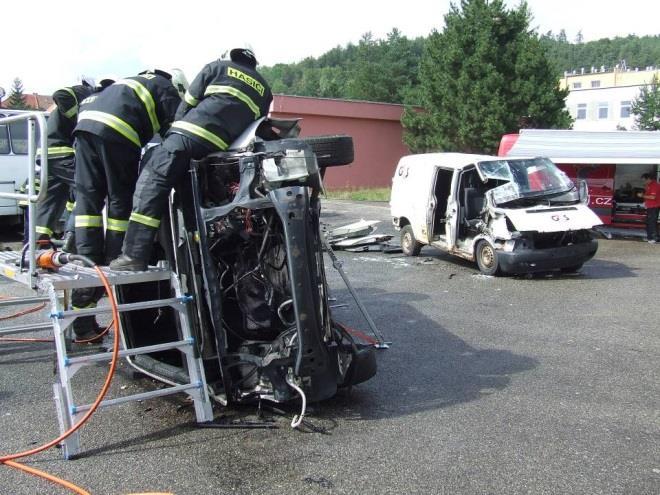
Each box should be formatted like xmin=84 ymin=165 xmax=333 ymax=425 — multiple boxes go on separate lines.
xmin=499 ymin=130 xmax=660 ymax=228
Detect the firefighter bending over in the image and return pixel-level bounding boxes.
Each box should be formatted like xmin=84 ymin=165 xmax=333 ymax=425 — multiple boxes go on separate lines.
xmin=110 ymin=48 xmax=273 ymax=271
xmin=70 ymin=70 xmax=184 ymax=340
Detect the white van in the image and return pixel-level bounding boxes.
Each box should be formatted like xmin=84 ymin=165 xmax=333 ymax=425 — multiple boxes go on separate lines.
xmin=390 ymin=153 xmax=602 ymax=275
xmin=0 ymin=109 xmax=45 ymax=223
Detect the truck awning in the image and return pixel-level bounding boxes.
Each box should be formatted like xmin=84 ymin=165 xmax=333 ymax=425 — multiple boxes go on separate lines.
xmin=504 ymin=130 xmax=660 ymax=165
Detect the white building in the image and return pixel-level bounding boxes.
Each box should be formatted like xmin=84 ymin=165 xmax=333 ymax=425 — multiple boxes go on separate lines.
xmin=560 ymin=65 xmax=659 ymax=131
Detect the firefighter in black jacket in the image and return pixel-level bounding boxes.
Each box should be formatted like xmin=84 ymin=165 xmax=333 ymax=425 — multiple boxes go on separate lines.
xmin=34 ymin=77 xmax=115 ymax=248
xmin=71 ymin=69 xmax=182 ymax=340
xmin=110 ymin=48 xmax=273 ymax=271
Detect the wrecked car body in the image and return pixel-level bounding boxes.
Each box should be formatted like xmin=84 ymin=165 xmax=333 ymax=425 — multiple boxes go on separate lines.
xmin=390 ymin=153 xmax=602 ymax=275
xmin=118 ymin=119 xmax=377 ymax=407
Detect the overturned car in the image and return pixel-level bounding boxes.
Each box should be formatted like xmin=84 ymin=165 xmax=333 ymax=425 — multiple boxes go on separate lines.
xmin=118 ymin=119 xmax=377 ymax=406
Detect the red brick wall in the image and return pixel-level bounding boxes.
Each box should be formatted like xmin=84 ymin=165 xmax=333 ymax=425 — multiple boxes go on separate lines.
xmin=270 ymin=95 xmax=411 ymax=190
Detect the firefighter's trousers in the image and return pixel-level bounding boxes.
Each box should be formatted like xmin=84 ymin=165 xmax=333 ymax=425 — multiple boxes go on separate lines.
xmin=122 ymin=133 xmax=211 ymax=261
xmin=34 ymin=156 xmax=76 ymax=238
xmin=73 ymin=131 xmax=141 ymax=265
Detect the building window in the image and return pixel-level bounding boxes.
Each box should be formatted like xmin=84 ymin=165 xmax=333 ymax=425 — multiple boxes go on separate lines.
xmin=572 ymin=82 xmax=582 ymax=89
xmin=576 ymin=103 xmax=587 ymax=119
xmin=620 ymin=100 xmax=632 ymax=118
xmin=591 ymin=80 xmax=601 ymax=88
xmin=598 ymin=102 xmax=609 ymax=119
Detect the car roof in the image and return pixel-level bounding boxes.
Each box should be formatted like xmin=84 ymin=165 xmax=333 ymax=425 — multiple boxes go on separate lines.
xmin=398 ymin=152 xmax=502 ymax=171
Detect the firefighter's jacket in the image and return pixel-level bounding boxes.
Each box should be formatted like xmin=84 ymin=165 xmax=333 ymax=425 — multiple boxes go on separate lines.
xmin=75 ymin=73 xmax=180 ymax=149
xmin=42 ymin=84 xmax=94 ymax=160
xmin=170 ymin=60 xmax=273 ymax=151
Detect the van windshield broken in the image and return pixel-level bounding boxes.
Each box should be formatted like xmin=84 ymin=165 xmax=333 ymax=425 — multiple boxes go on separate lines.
xmin=477 ymin=157 xmax=575 ymax=205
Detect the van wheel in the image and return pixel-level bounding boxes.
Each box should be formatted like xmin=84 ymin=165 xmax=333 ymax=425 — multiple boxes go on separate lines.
xmin=401 ymin=225 xmax=422 ymax=256
xmin=476 ymin=240 xmax=500 ymax=275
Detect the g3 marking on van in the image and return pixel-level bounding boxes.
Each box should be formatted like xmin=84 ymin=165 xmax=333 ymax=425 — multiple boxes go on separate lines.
xmin=390 ymin=153 xmax=602 ymax=275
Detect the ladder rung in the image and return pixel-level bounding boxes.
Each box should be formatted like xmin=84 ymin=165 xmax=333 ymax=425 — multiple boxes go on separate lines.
xmin=0 ymin=295 xmax=50 ymax=307
xmin=66 ymin=339 xmax=193 ymax=366
xmin=56 ymin=296 xmax=191 ymax=319
xmin=0 ymin=322 xmax=53 ymax=336
xmin=73 ymin=382 xmax=201 ymax=413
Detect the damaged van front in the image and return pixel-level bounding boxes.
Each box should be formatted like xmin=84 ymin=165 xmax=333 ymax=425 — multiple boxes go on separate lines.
xmin=475 ymin=157 xmax=601 ymax=274
xmin=391 ymin=153 xmax=602 ymax=275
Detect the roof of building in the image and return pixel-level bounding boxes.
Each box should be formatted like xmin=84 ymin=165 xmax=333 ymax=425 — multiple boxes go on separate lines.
xmin=503 ymin=129 xmax=660 ymax=164
xmin=0 ymin=93 xmax=53 ymax=111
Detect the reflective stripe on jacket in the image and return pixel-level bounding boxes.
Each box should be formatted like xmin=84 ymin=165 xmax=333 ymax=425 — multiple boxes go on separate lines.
xmin=169 ymin=61 xmax=272 ymax=151
xmin=75 ymin=73 xmax=181 ymax=148
xmin=46 ymin=84 xmax=94 ymax=157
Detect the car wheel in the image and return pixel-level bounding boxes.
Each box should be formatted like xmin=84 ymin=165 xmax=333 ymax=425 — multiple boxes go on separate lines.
xmin=560 ymin=263 xmax=583 ymax=273
xmin=301 ymin=135 xmax=354 ymax=167
xmin=476 ymin=240 xmax=500 ymax=275
xmin=401 ymin=225 xmax=422 ymax=256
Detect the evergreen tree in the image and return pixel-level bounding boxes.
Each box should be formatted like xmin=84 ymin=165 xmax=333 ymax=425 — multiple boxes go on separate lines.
xmin=631 ymin=75 xmax=660 ymax=131
xmin=6 ymin=78 xmax=31 ymax=110
xmin=402 ymin=0 xmax=572 ymax=154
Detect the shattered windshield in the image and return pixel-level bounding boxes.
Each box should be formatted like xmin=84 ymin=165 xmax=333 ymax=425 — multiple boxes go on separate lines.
xmin=477 ymin=157 xmax=574 ymax=205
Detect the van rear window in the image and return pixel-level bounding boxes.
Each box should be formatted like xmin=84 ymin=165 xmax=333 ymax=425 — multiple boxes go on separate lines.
xmin=0 ymin=124 xmax=9 ymax=154
xmin=8 ymin=120 xmax=42 ymax=154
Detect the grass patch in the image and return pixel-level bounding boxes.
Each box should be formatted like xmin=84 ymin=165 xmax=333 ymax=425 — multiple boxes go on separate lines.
xmin=324 ymin=187 xmax=391 ymax=202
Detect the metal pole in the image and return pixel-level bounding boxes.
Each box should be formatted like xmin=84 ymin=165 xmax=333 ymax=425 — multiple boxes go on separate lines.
xmin=322 ymin=236 xmax=391 ymax=348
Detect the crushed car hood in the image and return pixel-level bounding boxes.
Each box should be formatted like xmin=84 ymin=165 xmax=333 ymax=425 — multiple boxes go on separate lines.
xmin=503 ymin=204 xmax=603 ymax=233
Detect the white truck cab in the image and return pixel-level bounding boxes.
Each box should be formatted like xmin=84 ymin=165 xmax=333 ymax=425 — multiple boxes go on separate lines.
xmin=390 ymin=153 xmax=602 ymax=275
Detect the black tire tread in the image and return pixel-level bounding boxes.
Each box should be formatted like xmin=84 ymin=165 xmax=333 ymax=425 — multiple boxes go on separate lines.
xmin=301 ymin=135 xmax=354 ymax=167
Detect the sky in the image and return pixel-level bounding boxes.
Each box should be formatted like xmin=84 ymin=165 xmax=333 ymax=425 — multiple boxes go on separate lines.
xmin=2 ymin=0 xmax=659 ymax=97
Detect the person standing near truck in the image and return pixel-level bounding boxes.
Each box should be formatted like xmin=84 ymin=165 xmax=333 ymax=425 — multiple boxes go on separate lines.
xmin=639 ymin=173 xmax=660 ymax=243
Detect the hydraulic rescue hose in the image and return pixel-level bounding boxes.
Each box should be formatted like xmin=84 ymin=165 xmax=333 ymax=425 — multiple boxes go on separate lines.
xmin=0 ymin=253 xmax=121 ymax=495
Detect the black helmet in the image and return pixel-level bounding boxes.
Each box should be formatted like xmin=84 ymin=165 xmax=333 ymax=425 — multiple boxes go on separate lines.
xmin=230 ymin=47 xmax=257 ymax=68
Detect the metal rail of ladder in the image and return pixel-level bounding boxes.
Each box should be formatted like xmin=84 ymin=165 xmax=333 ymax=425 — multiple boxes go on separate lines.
xmin=1 ymin=252 xmax=215 ymax=459
xmin=0 ymin=113 xmax=214 ymax=459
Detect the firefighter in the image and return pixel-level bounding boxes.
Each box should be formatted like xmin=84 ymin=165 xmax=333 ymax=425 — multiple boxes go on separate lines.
xmin=110 ymin=48 xmax=273 ymax=271
xmin=70 ymin=69 xmax=183 ymax=340
xmin=33 ymin=76 xmax=116 ymax=250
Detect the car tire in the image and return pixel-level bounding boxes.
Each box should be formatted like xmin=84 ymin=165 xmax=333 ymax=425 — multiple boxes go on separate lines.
xmin=475 ymin=240 xmax=500 ymax=275
xmin=301 ymin=135 xmax=354 ymax=167
xmin=401 ymin=225 xmax=422 ymax=256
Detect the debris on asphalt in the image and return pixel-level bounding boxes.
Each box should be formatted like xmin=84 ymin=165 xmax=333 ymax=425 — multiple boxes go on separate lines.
xmin=325 ymin=219 xmax=393 ymax=250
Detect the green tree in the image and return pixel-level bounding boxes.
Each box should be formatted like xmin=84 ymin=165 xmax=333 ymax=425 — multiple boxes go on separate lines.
xmin=402 ymin=0 xmax=572 ymax=153
xmin=631 ymin=74 xmax=660 ymax=131
xmin=6 ymin=78 xmax=31 ymax=109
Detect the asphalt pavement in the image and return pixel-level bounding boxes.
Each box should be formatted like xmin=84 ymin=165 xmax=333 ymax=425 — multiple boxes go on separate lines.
xmin=0 ymin=200 xmax=658 ymax=495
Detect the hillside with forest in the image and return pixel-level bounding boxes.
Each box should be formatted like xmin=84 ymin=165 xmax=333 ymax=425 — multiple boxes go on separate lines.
xmin=260 ymin=33 xmax=660 ymax=104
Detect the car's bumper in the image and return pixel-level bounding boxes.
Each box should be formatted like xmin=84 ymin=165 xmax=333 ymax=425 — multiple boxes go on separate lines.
xmin=498 ymin=239 xmax=598 ymax=273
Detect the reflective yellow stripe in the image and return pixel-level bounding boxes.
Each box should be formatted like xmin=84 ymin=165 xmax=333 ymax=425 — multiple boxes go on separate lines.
xmin=117 ymin=79 xmax=160 ymax=134
xmin=129 ymin=212 xmax=160 ymax=229
xmin=107 ymin=217 xmax=129 ymax=232
xmin=73 ymin=302 xmax=97 ymax=310
xmin=37 ymin=146 xmax=75 ymax=158
xmin=65 ymin=201 xmax=75 ymax=212
xmin=62 ymin=87 xmax=79 ymax=118
xmin=184 ymin=91 xmax=199 ymax=106
xmin=75 ymin=215 xmax=103 ymax=228
xmin=35 ymin=226 xmax=53 ymax=236
xmin=204 ymin=85 xmax=261 ymax=118
xmin=78 ymin=111 xmax=141 ymax=147
xmin=170 ymin=121 xmax=228 ymax=150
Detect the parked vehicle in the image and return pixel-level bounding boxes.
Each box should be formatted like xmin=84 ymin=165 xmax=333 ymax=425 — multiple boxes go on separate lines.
xmin=499 ymin=130 xmax=660 ymax=229
xmin=390 ymin=153 xmax=602 ymax=275
xmin=0 ymin=109 xmax=45 ymax=223
xmin=118 ymin=118 xmax=377 ymax=406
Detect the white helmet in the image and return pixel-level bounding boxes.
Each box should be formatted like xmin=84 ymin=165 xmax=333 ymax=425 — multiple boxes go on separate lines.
xmin=80 ymin=75 xmax=96 ymax=88
xmin=170 ymin=68 xmax=189 ymax=98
